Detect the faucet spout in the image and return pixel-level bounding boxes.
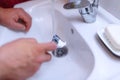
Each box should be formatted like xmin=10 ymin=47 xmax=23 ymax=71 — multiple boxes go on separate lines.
xmin=64 ymin=0 xmax=90 ymax=9
xmin=63 ymin=0 xmax=99 ymax=23
xmin=92 ymin=0 xmax=99 ymax=7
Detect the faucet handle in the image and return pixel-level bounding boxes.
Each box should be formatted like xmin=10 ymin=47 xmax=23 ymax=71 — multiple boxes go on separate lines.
xmin=64 ymin=0 xmax=90 ymax=9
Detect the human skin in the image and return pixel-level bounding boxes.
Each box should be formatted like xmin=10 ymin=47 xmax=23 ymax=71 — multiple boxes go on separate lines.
xmin=0 ymin=38 xmax=57 ymax=80
xmin=0 ymin=7 xmax=32 ymax=32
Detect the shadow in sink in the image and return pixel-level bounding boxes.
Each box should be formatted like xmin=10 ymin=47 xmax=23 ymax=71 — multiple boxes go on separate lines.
xmin=0 ymin=1 xmax=95 ymax=80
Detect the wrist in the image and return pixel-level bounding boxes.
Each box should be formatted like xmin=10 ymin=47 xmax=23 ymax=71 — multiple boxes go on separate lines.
xmin=0 ymin=7 xmax=4 ymax=23
xmin=0 ymin=48 xmax=8 ymax=79
xmin=0 ymin=7 xmax=4 ymax=14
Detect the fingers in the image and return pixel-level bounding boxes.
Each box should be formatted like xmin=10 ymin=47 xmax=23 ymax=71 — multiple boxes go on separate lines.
xmin=11 ymin=20 xmax=26 ymax=31
xmin=0 ymin=8 xmax=32 ymax=31
xmin=39 ymin=42 xmax=57 ymax=51
xmin=36 ymin=42 xmax=57 ymax=63
xmin=36 ymin=53 xmax=51 ymax=63
xmin=17 ymin=8 xmax=32 ymax=31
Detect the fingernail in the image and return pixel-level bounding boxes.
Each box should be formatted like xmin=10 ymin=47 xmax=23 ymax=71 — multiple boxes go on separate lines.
xmin=51 ymin=42 xmax=57 ymax=48
xmin=51 ymin=41 xmax=57 ymax=45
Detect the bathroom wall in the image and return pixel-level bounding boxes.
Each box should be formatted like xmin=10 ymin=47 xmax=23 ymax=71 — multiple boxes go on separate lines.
xmin=100 ymin=0 xmax=120 ymax=19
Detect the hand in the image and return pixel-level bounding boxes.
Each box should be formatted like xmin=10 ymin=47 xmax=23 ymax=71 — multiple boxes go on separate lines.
xmin=0 ymin=38 xmax=56 ymax=80
xmin=0 ymin=7 xmax=32 ymax=32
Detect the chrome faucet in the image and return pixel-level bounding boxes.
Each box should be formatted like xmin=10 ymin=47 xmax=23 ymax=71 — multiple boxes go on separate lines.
xmin=64 ymin=0 xmax=99 ymax=23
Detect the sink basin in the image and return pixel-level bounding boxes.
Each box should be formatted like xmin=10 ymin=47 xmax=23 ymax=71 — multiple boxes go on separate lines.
xmin=0 ymin=1 xmax=95 ymax=80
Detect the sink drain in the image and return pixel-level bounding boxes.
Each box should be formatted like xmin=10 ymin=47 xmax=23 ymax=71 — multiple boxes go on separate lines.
xmin=52 ymin=46 xmax=68 ymax=57
xmin=52 ymin=35 xmax=68 ymax=57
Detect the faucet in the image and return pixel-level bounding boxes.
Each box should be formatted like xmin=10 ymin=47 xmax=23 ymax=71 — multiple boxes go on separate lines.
xmin=64 ymin=0 xmax=99 ymax=23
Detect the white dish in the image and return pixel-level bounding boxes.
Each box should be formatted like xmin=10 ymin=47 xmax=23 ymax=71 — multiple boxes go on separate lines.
xmin=97 ymin=28 xmax=120 ymax=57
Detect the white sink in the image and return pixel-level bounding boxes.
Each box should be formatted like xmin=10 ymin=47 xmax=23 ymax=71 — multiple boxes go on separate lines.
xmin=1 ymin=0 xmax=120 ymax=79
xmin=0 ymin=0 xmax=94 ymax=80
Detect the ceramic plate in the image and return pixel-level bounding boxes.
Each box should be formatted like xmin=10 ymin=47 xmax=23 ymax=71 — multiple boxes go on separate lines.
xmin=97 ymin=28 xmax=120 ymax=57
